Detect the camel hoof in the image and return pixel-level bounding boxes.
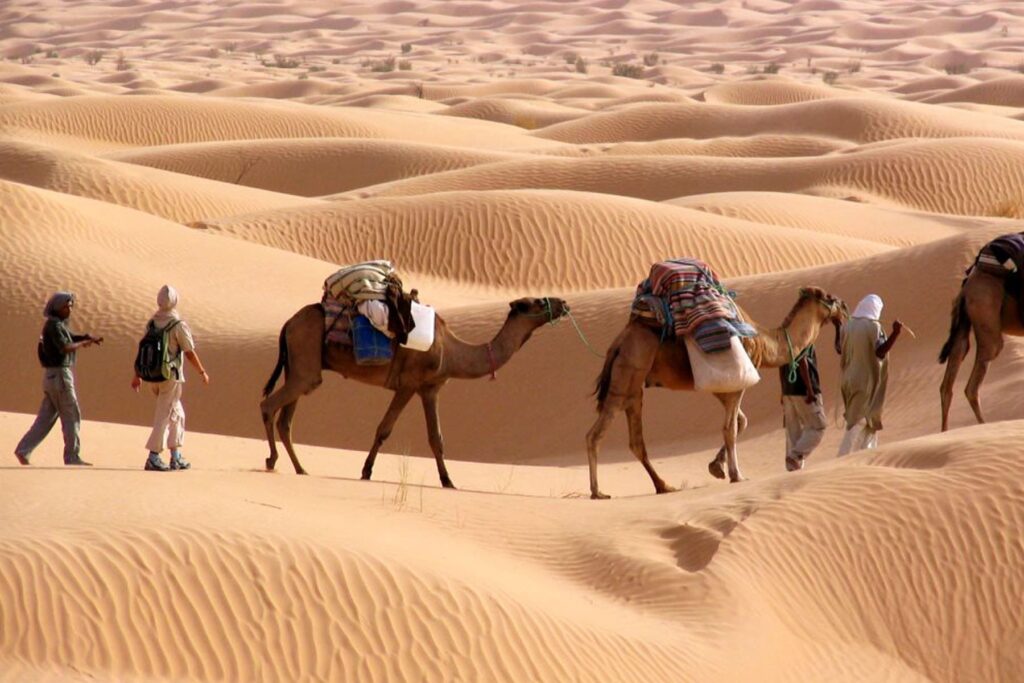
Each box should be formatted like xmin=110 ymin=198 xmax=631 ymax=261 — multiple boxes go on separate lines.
xmin=296 ymin=469 xmax=308 ymax=476
xmin=265 ymin=458 xmax=276 ymax=471
xmin=708 ymin=460 xmax=726 ymax=480
xmin=360 ymin=471 xmax=373 ymax=481
xmin=656 ymin=485 xmax=678 ymax=495
xmin=591 ymin=491 xmax=611 ymax=500
xmin=729 ymin=474 xmax=746 ymax=484
xmin=441 ymin=479 xmax=456 ymax=489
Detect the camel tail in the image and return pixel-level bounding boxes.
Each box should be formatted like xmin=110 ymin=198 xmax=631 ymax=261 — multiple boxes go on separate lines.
xmin=263 ymin=324 xmax=289 ymax=397
xmin=593 ymin=346 xmax=621 ymax=412
xmin=939 ymin=292 xmax=970 ymax=364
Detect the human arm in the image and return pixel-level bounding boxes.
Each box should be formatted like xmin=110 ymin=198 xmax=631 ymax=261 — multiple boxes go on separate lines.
xmin=798 ymin=357 xmax=817 ymax=404
xmin=185 ymin=350 xmax=209 ymax=384
xmin=876 ymin=320 xmax=903 ymax=359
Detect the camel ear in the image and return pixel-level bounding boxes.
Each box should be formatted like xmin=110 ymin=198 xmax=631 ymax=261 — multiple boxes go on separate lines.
xmin=510 ymin=300 xmax=530 ymax=313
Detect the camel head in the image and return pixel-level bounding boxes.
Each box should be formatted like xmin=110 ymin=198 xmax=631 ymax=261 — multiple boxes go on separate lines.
xmin=508 ymin=297 xmax=570 ymax=326
xmin=797 ymin=287 xmax=847 ymax=353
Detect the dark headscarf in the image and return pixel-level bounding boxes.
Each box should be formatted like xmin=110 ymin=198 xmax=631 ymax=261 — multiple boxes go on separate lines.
xmin=43 ymin=292 xmax=75 ymax=320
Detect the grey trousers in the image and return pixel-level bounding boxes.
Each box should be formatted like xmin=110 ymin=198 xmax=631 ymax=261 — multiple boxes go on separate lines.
xmin=15 ymin=367 xmax=81 ymax=463
xmin=782 ymin=395 xmax=827 ymax=463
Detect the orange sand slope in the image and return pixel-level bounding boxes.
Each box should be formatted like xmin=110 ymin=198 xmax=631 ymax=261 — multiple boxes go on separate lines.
xmin=1 ymin=416 xmax=1021 ymax=682
xmin=3 ymin=0 xmax=1024 ymax=680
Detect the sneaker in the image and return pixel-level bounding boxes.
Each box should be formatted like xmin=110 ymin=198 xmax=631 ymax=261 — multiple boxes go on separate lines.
xmin=65 ymin=458 xmax=93 ymax=467
xmin=145 ymin=453 xmax=169 ymax=471
xmin=14 ymin=453 xmax=30 ymax=466
xmin=169 ymin=452 xmax=191 ymax=471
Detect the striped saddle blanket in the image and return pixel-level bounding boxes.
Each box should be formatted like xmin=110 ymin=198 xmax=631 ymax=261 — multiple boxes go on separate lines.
xmin=632 ymin=259 xmax=755 ymax=353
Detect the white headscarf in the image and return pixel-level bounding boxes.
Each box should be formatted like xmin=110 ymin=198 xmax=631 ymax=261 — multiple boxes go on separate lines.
xmin=851 ymin=294 xmax=883 ymax=320
xmin=152 ymin=285 xmax=180 ymax=326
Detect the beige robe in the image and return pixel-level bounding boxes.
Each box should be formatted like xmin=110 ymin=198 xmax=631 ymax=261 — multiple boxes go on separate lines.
xmin=840 ymin=317 xmax=888 ymax=430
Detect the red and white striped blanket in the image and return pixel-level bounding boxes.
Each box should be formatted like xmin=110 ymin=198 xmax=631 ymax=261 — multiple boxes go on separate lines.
xmin=637 ymin=259 xmax=739 ymax=338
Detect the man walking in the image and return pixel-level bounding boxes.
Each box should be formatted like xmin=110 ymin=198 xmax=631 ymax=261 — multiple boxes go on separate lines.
xmin=838 ymin=294 xmax=902 ymax=455
xmin=780 ymin=344 xmax=827 ymax=471
xmin=14 ymin=291 xmax=103 ymax=466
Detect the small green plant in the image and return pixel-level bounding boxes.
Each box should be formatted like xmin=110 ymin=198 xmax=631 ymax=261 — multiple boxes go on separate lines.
xmin=709 ymin=62 xmax=725 ymax=74
xmin=401 ymin=42 xmax=412 ymax=54
xmin=84 ymin=49 xmax=104 ymax=65
xmin=822 ymin=70 xmax=839 ymax=85
xmin=575 ymin=56 xmax=587 ymax=74
xmin=944 ymin=62 xmax=971 ymax=75
xmin=642 ymin=51 xmax=659 ymax=67
xmin=398 ymin=59 xmax=412 ymax=71
xmin=612 ymin=62 xmax=644 ymax=78
xmin=763 ymin=61 xmax=781 ymax=74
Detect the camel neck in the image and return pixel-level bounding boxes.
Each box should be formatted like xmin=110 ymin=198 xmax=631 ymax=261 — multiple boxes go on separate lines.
xmin=751 ymin=305 xmax=825 ymax=369
xmin=442 ymin=315 xmax=539 ymax=379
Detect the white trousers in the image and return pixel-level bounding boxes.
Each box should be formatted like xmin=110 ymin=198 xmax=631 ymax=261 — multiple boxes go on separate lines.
xmin=145 ymin=380 xmax=185 ymax=453
xmin=837 ymin=419 xmax=877 ymax=456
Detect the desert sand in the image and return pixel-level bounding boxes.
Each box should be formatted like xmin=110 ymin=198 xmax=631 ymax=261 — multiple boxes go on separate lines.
xmin=1 ymin=1 xmax=1023 ymax=681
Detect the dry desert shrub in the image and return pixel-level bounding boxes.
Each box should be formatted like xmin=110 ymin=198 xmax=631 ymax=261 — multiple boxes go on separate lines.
xmin=709 ymin=62 xmax=725 ymax=74
xmin=612 ymin=62 xmax=644 ymax=78
xmin=822 ymin=70 xmax=839 ymax=85
xmin=84 ymin=49 xmax=104 ymax=65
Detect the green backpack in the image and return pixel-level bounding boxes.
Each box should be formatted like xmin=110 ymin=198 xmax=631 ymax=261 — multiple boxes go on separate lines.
xmin=134 ymin=319 xmax=183 ymax=382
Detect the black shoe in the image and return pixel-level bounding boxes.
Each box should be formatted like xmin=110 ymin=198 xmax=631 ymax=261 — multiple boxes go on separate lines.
xmin=145 ymin=454 xmax=169 ymax=471
xmin=65 ymin=458 xmax=93 ymax=467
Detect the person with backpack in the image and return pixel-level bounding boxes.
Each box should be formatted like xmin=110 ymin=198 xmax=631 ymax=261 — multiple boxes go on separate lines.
xmin=14 ymin=291 xmax=103 ymax=466
xmin=131 ymin=285 xmax=209 ymax=471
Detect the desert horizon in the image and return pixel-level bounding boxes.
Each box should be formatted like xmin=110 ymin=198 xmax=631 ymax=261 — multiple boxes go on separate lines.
xmin=1 ymin=1 xmax=1023 ymax=681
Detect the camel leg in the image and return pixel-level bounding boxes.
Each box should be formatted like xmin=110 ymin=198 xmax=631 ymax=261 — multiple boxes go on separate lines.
xmin=965 ymin=323 xmax=1003 ymax=425
xmin=260 ymin=375 xmax=321 ymax=471
xmin=276 ymin=401 xmax=306 ymax=475
xmin=361 ymin=387 xmax=416 ymax=482
xmin=625 ymin=394 xmax=675 ymax=495
xmin=420 ymin=386 xmax=455 ymax=489
xmin=709 ymin=400 xmax=747 ymax=480
xmin=586 ymin=404 xmax=618 ymax=500
xmin=939 ymin=328 xmax=970 ymax=432
xmin=719 ymin=391 xmax=745 ymax=483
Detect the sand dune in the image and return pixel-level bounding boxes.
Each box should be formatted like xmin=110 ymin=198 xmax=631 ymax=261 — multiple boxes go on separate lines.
xmin=198 ymin=189 xmax=891 ymax=291
xmin=107 ymin=138 xmax=523 ymax=197
xmin=2 ymin=1 xmax=1023 ymax=680
xmin=0 ymin=138 xmax=316 ymax=223
xmin=343 ymin=137 xmax=1024 ymax=216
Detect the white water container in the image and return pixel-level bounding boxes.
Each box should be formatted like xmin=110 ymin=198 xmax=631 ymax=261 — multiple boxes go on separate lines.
xmin=683 ymin=335 xmax=760 ymax=394
xmin=402 ymin=301 xmax=436 ymax=352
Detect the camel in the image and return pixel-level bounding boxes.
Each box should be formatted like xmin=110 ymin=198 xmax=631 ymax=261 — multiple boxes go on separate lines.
xmin=939 ymin=266 xmax=1024 ymax=431
xmin=260 ymin=297 xmax=569 ymax=488
xmin=586 ymin=287 xmax=847 ymax=499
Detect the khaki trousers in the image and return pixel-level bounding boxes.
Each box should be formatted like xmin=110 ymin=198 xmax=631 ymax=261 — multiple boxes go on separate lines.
xmin=782 ymin=395 xmax=827 ymax=464
xmin=145 ymin=380 xmax=185 ymax=453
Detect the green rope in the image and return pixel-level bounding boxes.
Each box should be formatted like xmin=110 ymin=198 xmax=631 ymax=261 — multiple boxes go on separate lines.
xmin=784 ymin=328 xmax=811 ymax=384
xmin=566 ymin=311 xmax=605 ymax=358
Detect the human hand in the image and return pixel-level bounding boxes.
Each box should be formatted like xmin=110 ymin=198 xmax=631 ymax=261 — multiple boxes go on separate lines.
xmin=200 ymin=370 xmax=210 ymax=385
xmin=892 ymin=319 xmax=903 ymax=335
xmin=131 ymin=375 xmax=141 ymax=392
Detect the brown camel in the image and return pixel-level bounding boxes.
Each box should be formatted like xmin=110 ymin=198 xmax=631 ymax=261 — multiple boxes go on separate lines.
xmin=939 ymin=267 xmax=1024 ymax=431
xmin=260 ymin=297 xmax=568 ymax=488
xmin=586 ymin=287 xmax=847 ymax=499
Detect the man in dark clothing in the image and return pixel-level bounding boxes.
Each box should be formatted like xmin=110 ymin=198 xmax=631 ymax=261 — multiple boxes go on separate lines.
xmin=780 ymin=345 xmax=827 ymax=472
xmin=14 ymin=292 xmax=103 ymax=466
